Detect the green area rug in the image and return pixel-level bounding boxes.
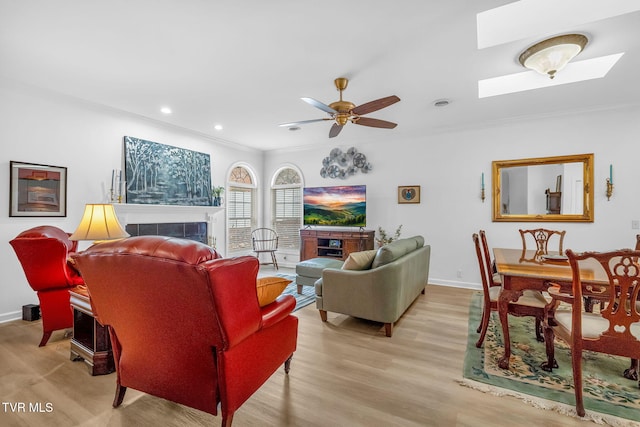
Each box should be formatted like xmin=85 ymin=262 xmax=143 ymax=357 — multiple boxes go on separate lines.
xmin=276 ymin=273 xmax=315 ymax=312
xmin=462 ymin=292 xmax=640 ymax=426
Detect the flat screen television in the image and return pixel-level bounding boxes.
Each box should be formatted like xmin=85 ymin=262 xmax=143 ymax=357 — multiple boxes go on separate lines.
xmin=303 ymin=185 xmax=366 ymax=227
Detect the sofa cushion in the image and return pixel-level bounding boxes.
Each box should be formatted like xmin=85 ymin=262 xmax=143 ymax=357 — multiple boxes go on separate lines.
xmin=342 ymin=249 xmax=377 ymax=270
xmin=296 ymin=258 xmax=344 ymax=278
xmin=256 ymin=276 xmax=291 ymax=307
xmin=371 ymin=236 xmax=423 ymax=269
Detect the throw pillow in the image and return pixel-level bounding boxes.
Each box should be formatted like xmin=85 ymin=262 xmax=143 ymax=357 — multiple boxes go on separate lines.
xmin=371 ymin=238 xmax=417 ymax=269
xmin=256 ymin=276 xmax=291 ymax=307
xmin=342 ymin=249 xmax=378 ymax=270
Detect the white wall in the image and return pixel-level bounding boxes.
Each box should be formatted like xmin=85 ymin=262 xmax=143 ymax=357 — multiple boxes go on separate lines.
xmin=0 ymin=81 xmax=262 ymax=321
xmin=264 ymin=106 xmax=640 ymax=288
xmin=3 ymin=78 xmax=639 ymax=321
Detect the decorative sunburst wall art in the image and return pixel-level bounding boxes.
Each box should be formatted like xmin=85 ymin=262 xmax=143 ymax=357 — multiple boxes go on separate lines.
xmin=320 ymin=147 xmax=372 ymax=179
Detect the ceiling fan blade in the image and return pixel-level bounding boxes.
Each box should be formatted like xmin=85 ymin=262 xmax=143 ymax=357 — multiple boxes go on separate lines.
xmin=354 ymin=117 xmax=397 ymax=129
xmin=329 ymin=123 xmax=343 ymax=138
xmin=301 ymin=97 xmax=337 ymax=114
xmin=278 ymin=118 xmax=329 ymax=127
xmin=351 ymin=95 xmax=400 ymax=115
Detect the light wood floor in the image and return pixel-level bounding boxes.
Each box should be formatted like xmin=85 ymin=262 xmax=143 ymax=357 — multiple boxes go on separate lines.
xmin=0 ymin=273 xmax=600 ymax=426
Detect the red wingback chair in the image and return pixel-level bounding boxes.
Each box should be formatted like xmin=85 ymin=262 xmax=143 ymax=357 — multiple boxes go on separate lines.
xmin=9 ymin=225 xmax=85 ymax=346
xmin=73 ymin=236 xmax=298 ymax=427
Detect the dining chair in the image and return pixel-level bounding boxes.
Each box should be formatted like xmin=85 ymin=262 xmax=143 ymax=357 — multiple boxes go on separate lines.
xmin=251 ymin=228 xmax=279 ymax=270
xmin=586 ymin=235 xmax=640 ymax=316
xmin=519 ymin=228 xmax=566 ymax=257
xmin=479 ymin=230 xmax=501 ymax=287
xmin=472 ymin=233 xmax=548 ymax=347
xmin=622 ymin=234 xmax=640 ymax=381
xmin=541 ymin=248 xmax=640 ymax=417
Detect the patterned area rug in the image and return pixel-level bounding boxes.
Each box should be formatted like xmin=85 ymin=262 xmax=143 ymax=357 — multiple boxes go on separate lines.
xmin=462 ymin=292 xmax=640 ymax=426
xmin=276 ymin=273 xmax=315 ymax=312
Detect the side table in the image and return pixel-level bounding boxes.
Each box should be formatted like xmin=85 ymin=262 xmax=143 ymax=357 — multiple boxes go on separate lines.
xmin=69 ymin=287 xmax=115 ymax=375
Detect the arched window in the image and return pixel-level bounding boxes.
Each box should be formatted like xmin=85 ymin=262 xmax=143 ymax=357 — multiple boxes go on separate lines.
xmin=271 ymin=167 xmax=302 ymax=250
xmin=227 ymin=165 xmax=257 ymax=252
xmin=230 ymin=166 xmax=253 ymax=184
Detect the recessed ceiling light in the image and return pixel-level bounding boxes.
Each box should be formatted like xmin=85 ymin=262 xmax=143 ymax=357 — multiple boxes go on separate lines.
xmin=160 ymin=107 xmax=172 ymax=114
xmin=433 ymin=99 xmax=450 ymax=107
xmin=214 ymin=124 xmax=223 ymax=131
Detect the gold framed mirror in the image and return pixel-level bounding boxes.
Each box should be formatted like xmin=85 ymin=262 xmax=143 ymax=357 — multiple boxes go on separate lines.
xmin=492 ymin=153 xmax=594 ymax=222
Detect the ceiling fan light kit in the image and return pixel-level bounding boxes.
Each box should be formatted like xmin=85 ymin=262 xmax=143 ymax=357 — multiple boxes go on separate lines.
xmin=519 ymin=34 xmax=588 ymax=79
xmin=280 ymin=78 xmax=400 ymax=138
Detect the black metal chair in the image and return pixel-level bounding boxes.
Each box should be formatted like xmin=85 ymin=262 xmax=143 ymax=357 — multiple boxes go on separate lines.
xmin=252 ymin=228 xmax=279 ymax=270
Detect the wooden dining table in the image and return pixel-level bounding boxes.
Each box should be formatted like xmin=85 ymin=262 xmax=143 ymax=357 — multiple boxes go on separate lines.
xmin=492 ymin=248 xmax=608 ymax=369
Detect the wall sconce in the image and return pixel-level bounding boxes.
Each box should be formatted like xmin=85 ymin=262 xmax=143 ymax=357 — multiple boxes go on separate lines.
xmin=606 ymin=164 xmax=614 ymax=201
xmin=519 ymin=34 xmax=588 ymax=79
xmin=481 ymin=172 xmax=486 ymax=203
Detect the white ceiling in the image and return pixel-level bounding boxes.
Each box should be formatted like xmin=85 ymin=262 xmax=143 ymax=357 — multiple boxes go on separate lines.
xmin=1 ymin=1 xmax=639 ymax=151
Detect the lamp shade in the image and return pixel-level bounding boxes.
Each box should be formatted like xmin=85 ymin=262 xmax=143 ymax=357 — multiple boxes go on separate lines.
xmin=519 ymin=34 xmax=588 ymax=79
xmin=70 ymin=204 xmax=129 ymax=241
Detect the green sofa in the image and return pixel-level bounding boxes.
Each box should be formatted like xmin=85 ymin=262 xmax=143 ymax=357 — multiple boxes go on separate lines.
xmin=314 ymin=236 xmax=430 ymax=337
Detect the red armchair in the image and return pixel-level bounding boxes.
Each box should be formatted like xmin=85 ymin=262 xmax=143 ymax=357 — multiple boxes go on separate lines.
xmin=9 ymin=225 xmax=85 ymax=346
xmin=73 ymin=236 xmax=298 ymax=427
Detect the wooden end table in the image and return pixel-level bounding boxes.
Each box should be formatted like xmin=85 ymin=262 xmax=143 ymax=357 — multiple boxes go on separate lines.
xmin=69 ymin=287 xmax=115 ymax=375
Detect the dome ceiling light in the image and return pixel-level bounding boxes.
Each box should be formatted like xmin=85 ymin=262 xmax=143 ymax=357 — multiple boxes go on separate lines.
xmin=519 ymin=34 xmax=588 ymax=79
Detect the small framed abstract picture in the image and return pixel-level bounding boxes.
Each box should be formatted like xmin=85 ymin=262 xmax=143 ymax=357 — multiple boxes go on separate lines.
xmin=398 ymin=185 xmax=420 ymax=204
xmin=9 ymin=161 xmax=67 ymax=217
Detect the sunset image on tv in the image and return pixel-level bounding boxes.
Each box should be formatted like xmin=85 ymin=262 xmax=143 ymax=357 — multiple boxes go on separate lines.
xmin=303 ymin=185 xmax=366 ymax=227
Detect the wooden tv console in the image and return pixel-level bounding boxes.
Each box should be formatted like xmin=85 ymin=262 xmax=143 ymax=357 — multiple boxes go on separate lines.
xmin=300 ymin=229 xmax=375 ymax=261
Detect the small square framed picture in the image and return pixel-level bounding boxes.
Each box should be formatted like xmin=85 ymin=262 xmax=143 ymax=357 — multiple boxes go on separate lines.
xmin=398 ymin=185 xmax=420 ymax=204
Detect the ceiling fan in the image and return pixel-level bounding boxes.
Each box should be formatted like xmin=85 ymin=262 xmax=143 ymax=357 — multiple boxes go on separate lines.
xmin=280 ymin=78 xmax=400 ymax=138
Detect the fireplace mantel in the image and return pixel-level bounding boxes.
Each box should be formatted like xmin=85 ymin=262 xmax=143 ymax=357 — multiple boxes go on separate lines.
xmin=113 ymin=203 xmax=224 ymax=225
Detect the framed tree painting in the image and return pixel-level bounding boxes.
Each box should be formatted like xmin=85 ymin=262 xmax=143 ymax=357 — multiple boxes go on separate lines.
xmin=10 ymin=161 xmax=67 ymax=217
xmin=124 ymin=136 xmax=212 ymax=206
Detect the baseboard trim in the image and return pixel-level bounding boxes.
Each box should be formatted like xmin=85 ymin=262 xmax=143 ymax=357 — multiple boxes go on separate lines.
xmin=0 ymin=310 xmax=22 ymax=324
xmin=428 ymin=278 xmax=480 ymax=291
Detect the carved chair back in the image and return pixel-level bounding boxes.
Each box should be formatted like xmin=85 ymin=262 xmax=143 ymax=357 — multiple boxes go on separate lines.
xmin=519 ymin=228 xmax=566 ymax=256
xmin=543 ymin=248 xmax=640 ymax=416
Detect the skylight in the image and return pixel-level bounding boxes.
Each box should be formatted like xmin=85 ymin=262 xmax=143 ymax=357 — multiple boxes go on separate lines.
xmin=478 ymin=53 xmax=624 ymax=98
xmin=477 ymin=0 xmax=640 ymax=49
xmin=476 ymin=0 xmax=638 ymax=96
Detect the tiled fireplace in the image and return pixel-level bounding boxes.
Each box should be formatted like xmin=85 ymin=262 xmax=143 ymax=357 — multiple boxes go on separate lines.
xmin=113 ymin=204 xmax=224 ymax=247
xmin=125 ymin=222 xmax=207 ymax=244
